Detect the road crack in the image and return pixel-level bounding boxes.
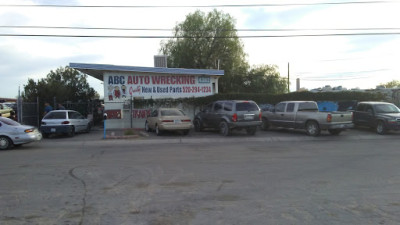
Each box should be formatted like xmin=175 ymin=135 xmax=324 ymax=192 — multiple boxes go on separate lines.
xmin=69 ymin=167 xmax=87 ymax=225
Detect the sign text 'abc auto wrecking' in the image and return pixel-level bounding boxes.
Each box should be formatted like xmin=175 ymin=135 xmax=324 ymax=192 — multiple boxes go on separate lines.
xmin=105 ymin=74 xmax=214 ymax=100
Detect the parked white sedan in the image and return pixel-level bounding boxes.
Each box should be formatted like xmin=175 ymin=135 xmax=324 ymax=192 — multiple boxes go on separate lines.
xmin=0 ymin=117 xmax=42 ymax=150
xmin=40 ymin=110 xmax=91 ymax=137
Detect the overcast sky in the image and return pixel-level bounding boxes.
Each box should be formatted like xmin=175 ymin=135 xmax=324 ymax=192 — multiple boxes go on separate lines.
xmin=1 ymin=0 xmax=400 ymax=99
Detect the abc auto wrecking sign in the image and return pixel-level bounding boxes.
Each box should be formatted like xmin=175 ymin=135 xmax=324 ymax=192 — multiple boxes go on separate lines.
xmin=105 ymin=73 xmax=214 ymax=100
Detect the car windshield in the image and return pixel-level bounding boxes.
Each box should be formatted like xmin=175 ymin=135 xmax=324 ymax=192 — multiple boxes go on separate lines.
xmin=161 ymin=109 xmax=184 ymax=116
xmin=0 ymin=117 xmax=20 ymax=126
xmin=43 ymin=111 xmax=66 ymax=119
xmin=236 ymin=102 xmax=259 ymax=111
xmin=374 ymin=104 xmax=400 ymax=113
xmin=1 ymin=104 xmax=11 ymax=109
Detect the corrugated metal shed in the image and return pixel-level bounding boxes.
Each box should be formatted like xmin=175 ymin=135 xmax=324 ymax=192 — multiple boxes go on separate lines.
xmin=69 ymin=63 xmax=224 ymax=81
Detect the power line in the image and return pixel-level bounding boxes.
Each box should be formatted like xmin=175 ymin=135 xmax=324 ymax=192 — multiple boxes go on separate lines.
xmin=0 ymin=1 xmax=397 ymax=8
xmin=0 ymin=32 xmax=399 ymax=38
xmin=1 ymin=25 xmax=400 ymax=32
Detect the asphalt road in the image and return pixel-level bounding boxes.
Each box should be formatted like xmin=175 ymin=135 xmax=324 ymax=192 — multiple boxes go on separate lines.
xmin=1 ymin=128 xmax=400 ymax=225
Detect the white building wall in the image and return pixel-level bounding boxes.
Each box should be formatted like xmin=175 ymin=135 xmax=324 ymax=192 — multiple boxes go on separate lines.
xmin=103 ymin=71 xmax=218 ymax=129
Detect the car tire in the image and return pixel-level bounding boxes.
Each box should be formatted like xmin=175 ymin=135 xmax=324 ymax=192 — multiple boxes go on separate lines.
xmin=328 ymin=129 xmax=342 ymax=135
xmin=376 ymin=121 xmax=387 ymax=135
xmin=220 ymin=121 xmax=231 ymax=136
xmin=42 ymin=133 xmax=49 ymax=138
xmin=246 ymin=127 xmax=257 ymax=135
xmin=261 ymin=118 xmax=270 ymax=131
xmin=145 ymin=121 xmax=151 ymax=132
xmin=306 ymin=121 xmax=320 ymax=137
xmin=68 ymin=126 xmax=75 ymax=137
xmin=155 ymin=125 xmax=162 ymax=136
xmin=194 ymin=119 xmax=203 ymax=132
xmin=183 ymin=129 xmax=190 ymax=135
xmin=0 ymin=136 xmax=12 ymax=150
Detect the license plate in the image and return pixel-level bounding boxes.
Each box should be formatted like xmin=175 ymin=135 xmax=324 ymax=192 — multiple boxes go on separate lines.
xmin=174 ymin=120 xmax=181 ymax=124
xmin=244 ymin=114 xmax=254 ymax=120
xmin=51 ymin=128 xmax=56 ymax=133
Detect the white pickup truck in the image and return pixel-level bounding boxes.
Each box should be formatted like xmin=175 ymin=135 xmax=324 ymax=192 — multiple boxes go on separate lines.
xmin=261 ymin=101 xmax=354 ymax=136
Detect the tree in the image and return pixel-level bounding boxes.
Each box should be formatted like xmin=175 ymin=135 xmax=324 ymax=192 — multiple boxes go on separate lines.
xmin=244 ymin=65 xmax=288 ymax=94
xmin=160 ymin=9 xmax=249 ymax=93
xmin=380 ymin=80 xmax=400 ymax=88
xmin=22 ymin=66 xmax=97 ymax=104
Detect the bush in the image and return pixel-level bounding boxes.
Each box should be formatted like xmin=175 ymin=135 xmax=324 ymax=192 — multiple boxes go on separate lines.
xmin=133 ymin=91 xmax=383 ymax=108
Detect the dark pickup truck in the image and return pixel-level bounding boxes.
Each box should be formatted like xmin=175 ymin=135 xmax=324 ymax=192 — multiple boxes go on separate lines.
xmin=353 ymin=101 xmax=400 ymax=134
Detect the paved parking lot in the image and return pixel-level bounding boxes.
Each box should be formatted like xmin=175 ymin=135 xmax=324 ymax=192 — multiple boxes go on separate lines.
xmin=53 ymin=125 xmax=400 ymax=142
xmin=1 ymin=125 xmax=400 ymax=225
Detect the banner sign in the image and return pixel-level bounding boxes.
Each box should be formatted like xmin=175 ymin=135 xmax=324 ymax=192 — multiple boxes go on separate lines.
xmin=105 ymin=74 xmax=214 ymax=101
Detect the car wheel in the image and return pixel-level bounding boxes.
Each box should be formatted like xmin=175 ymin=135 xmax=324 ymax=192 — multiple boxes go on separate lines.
xmin=220 ymin=121 xmax=231 ymax=136
xmin=261 ymin=118 xmax=270 ymax=131
xmin=328 ymin=129 xmax=342 ymax=135
xmin=376 ymin=121 xmax=387 ymax=135
xmin=68 ymin=126 xmax=75 ymax=137
xmin=0 ymin=136 xmax=12 ymax=150
xmin=306 ymin=121 xmax=320 ymax=137
xmin=155 ymin=125 xmax=162 ymax=136
xmin=183 ymin=129 xmax=190 ymax=135
xmin=42 ymin=133 xmax=49 ymax=138
xmin=145 ymin=121 xmax=151 ymax=132
xmin=194 ymin=119 xmax=203 ymax=132
xmin=246 ymin=127 xmax=257 ymax=135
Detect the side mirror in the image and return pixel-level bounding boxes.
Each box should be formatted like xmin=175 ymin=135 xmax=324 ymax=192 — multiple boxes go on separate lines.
xmin=103 ymin=113 xmax=108 ymax=120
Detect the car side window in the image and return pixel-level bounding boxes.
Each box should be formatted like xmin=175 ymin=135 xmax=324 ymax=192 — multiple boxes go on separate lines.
xmin=365 ymin=105 xmax=373 ymax=114
xmin=214 ymin=102 xmax=223 ymax=112
xmin=275 ymin=103 xmax=286 ymax=112
xmin=68 ymin=112 xmax=80 ymax=119
xmin=203 ymin=103 xmax=213 ymax=113
xmin=286 ymin=103 xmax=295 ymax=112
xmin=356 ymin=104 xmax=366 ymax=112
xmin=223 ymin=102 xmax=233 ymax=112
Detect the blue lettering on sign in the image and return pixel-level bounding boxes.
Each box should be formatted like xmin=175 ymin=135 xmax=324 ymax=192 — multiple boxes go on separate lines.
xmin=198 ymin=76 xmax=210 ymax=84
xmin=108 ymin=76 xmax=125 ymax=84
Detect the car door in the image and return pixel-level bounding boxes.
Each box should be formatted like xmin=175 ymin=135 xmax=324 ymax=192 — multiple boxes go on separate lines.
xmin=200 ymin=103 xmax=214 ymax=128
xmin=209 ymin=101 xmax=224 ymax=127
xmin=280 ymin=102 xmax=296 ymax=128
xmin=269 ymin=102 xmax=286 ymax=127
xmin=69 ymin=111 xmax=86 ymax=132
xmin=354 ymin=104 xmax=371 ymax=126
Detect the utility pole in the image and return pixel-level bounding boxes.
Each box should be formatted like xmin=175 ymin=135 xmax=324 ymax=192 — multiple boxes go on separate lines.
xmin=287 ymin=62 xmax=290 ymax=93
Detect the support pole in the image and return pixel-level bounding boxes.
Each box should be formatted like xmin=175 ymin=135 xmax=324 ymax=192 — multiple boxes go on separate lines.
xmin=288 ymin=62 xmax=290 ymax=93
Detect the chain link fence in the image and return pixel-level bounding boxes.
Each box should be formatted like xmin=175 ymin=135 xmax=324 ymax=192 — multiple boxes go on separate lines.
xmin=17 ymin=97 xmax=104 ymax=128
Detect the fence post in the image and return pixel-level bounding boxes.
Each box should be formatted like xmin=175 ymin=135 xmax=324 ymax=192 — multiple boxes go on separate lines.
xmin=129 ymin=96 xmax=133 ymax=128
xmin=37 ymin=97 xmax=40 ymax=127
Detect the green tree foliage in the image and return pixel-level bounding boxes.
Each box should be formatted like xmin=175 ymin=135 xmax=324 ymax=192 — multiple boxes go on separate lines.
xmin=160 ymin=9 xmax=249 ymax=93
xmin=380 ymin=80 xmax=400 ymax=88
xmin=22 ymin=66 xmax=97 ymax=103
xmin=244 ymin=65 xmax=288 ymax=94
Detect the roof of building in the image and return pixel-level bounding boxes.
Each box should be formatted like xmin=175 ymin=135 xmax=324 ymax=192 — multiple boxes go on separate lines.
xmin=69 ymin=63 xmax=224 ymax=81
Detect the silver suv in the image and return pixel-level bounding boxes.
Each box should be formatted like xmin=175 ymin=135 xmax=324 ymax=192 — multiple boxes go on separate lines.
xmin=193 ymin=100 xmax=262 ymax=136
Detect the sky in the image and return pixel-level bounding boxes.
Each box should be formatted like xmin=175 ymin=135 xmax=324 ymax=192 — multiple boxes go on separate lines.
xmin=1 ymin=0 xmax=400 ymax=99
